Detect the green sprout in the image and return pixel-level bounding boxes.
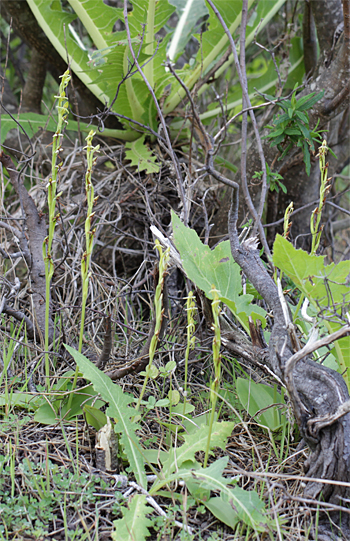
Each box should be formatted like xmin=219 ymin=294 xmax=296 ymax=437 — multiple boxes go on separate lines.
xmin=183 ymin=291 xmax=196 ymax=414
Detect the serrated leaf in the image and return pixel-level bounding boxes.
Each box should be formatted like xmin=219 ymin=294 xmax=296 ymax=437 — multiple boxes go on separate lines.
xmin=125 ymin=135 xmax=160 ymax=173
xmin=151 ymin=457 xmax=268 ymax=532
xmin=162 ymin=421 xmax=234 ymax=475
xmin=65 ymin=345 xmax=146 ymax=487
xmin=171 ymin=211 xmax=266 ymax=330
xmin=112 ymin=494 xmax=153 ymax=541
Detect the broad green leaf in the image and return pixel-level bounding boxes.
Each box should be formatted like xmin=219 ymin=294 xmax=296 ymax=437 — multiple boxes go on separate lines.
xmin=112 ymin=494 xmax=153 ymax=541
xmin=161 ymin=421 xmax=234 ymax=476
xmin=236 ymin=378 xmax=282 ymax=431
xmin=205 ymin=496 xmax=239 ymax=529
xmin=150 ymin=457 xmax=268 ymax=532
xmin=167 ymin=0 xmax=208 ymax=62
xmin=0 ymin=113 xmax=138 ymax=145
xmin=172 ymin=211 xmax=266 ymax=330
xmin=125 ymin=135 xmax=160 ymax=173
xmin=273 ymin=235 xmax=350 ymax=387
xmin=83 ymin=404 xmax=107 ymax=431
xmin=273 ymin=234 xmax=325 ymax=283
xmin=34 ymin=402 xmax=58 ymax=424
xmin=0 ymin=392 xmax=43 ymax=410
xmin=65 ymin=345 xmax=147 ymax=488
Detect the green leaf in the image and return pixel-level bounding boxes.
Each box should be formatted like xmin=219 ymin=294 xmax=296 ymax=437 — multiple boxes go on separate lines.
xmin=125 ymin=135 xmax=160 ymax=173
xmin=27 ymin=0 xmax=108 ymax=103
xmin=273 ymin=235 xmax=325 ymax=282
xmin=65 ymin=345 xmax=147 ymax=487
xmin=205 ymin=496 xmax=240 ymax=529
xmin=83 ymin=404 xmax=107 ymax=431
xmin=273 ymin=235 xmax=350 ymax=387
xmin=112 ymin=494 xmax=153 ymax=541
xmin=297 ymin=90 xmax=324 ymax=111
xmin=161 ymin=421 xmax=234 ymax=476
xmin=0 ymin=113 xmax=138 ymax=145
xmin=303 ymin=140 xmax=311 ymax=175
xmin=167 ymin=0 xmax=208 ymax=62
xmin=236 ymin=378 xmax=282 ymax=431
xmin=295 ymin=110 xmax=309 ymax=123
xmin=151 ymin=457 xmax=268 ymax=532
xmin=171 ymin=211 xmax=266 ymax=330
xmin=0 ymin=392 xmax=43 ymax=410
xmin=34 ymin=402 xmax=58 ymax=425
xmin=214 ymin=155 xmax=238 ymax=174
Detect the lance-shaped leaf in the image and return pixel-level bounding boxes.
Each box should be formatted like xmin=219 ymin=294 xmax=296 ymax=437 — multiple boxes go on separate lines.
xmin=65 ymin=345 xmax=147 ymax=488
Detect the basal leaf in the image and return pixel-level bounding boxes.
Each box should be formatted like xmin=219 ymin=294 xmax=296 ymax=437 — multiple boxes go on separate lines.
xmin=162 ymin=421 xmax=234 ymax=476
xmin=236 ymin=378 xmax=282 ymax=431
xmin=151 ymin=457 xmax=268 ymax=532
xmin=125 ymin=135 xmax=160 ymax=173
xmin=112 ymin=494 xmax=153 ymax=541
xmin=172 ymin=211 xmax=266 ymax=330
xmin=65 ymin=345 xmax=147 ymax=488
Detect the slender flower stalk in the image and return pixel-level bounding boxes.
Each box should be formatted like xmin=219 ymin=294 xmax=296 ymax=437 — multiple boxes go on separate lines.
xmin=135 ymin=240 xmax=170 ymax=412
xmin=42 ymin=69 xmax=71 ymax=390
xmin=183 ymin=291 xmax=196 ymax=414
xmin=204 ymin=286 xmax=222 ymax=468
xmin=68 ymin=130 xmax=99 ymax=410
xmin=310 ymin=140 xmax=332 ymax=255
xmin=79 ymin=130 xmax=99 ymax=352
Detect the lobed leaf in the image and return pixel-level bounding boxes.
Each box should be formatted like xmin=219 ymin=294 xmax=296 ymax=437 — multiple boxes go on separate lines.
xmin=112 ymin=494 xmax=153 ymax=541
xmin=65 ymin=345 xmax=147 ymax=487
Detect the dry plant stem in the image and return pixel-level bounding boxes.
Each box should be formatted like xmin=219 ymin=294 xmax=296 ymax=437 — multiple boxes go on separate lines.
xmin=123 ymin=0 xmax=188 ymax=225
xmin=205 ymin=0 xmax=270 ymax=256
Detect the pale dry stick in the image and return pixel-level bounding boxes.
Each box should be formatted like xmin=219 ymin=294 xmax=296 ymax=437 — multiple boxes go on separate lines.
xmin=122 ymin=0 xmax=188 ymax=225
xmin=205 ymin=0 xmax=269 ymax=255
xmin=128 ymin=481 xmax=194 ymax=535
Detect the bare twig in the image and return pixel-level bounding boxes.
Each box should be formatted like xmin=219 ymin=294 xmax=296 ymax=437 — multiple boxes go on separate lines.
xmin=205 ymin=0 xmax=270 ymax=257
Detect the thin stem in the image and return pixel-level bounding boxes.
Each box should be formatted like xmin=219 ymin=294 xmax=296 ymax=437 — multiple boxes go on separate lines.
xmin=205 ymin=0 xmax=270 ymax=259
